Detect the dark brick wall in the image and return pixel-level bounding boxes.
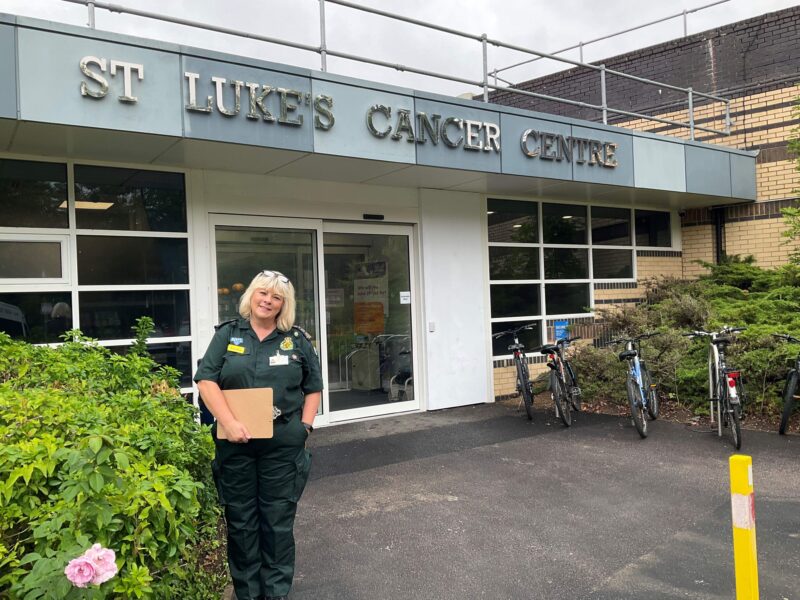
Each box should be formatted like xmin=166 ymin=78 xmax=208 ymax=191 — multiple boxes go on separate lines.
xmin=488 ymin=6 xmax=800 ymax=124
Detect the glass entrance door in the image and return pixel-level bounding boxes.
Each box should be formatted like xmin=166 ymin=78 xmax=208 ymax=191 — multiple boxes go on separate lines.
xmin=323 ymin=223 xmax=418 ymax=421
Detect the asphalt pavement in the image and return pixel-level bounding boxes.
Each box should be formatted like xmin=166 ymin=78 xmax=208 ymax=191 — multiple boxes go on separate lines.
xmin=290 ymin=402 xmax=799 ymax=600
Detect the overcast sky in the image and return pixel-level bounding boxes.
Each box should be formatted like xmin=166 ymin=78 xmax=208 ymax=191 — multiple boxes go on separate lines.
xmin=2 ymin=0 xmax=798 ymax=96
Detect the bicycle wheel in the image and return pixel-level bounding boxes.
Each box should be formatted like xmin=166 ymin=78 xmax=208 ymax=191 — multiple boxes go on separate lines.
xmin=727 ymin=397 xmax=742 ymax=450
xmin=779 ymin=371 xmax=797 ymax=435
xmin=551 ymin=371 xmax=572 ymax=427
xmin=565 ymin=361 xmax=581 ymax=410
xmin=517 ymin=361 xmax=535 ymax=421
xmin=626 ymin=377 xmax=648 ymax=438
xmin=641 ymin=364 xmax=659 ymax=420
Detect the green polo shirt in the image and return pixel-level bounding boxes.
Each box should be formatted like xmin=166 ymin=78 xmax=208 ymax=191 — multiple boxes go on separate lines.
xmin=194 ymin=318 xmax=323 ymax=415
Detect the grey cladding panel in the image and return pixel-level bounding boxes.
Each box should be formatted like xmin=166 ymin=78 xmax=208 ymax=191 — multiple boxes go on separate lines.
xmin=0 ymin=25 xmax=16 ymax=118
xmin=632 ymin=136 xmax=686 ymax=192
xmin=685 ymin=145 xmax=732 ymax=197
xmin=414 ymin=98 xmax=501 ymax=173
xmin=730 ymin=153 xmax=757 ymax=201
xmin=570 ymin=125 xmax=633 ymax=187
xmin=182 ymin=56 xmax=313 ymax=152
xmin=17 ymin=28 xmax=182 ymax=136
xmin=500 ymin=113 xmax=573 ymax=181
xmin=311 ymin=79 xmax=415 ymax=164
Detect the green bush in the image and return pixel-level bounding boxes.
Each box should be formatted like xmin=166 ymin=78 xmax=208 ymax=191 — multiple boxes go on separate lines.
xmin=0 ymin=321 xmax=225 ymax=599
xmin=578 ymin=259 xmax=800 ymax=415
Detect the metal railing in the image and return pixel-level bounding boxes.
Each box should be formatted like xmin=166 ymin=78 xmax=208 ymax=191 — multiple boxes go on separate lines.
xmin=491 ymin=0 xmax=732 ymax=80
xmin=62 ymin=0 xmax=731 ymax=140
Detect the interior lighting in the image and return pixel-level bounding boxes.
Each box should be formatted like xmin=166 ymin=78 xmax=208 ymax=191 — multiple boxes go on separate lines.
xmin=59 ymin=200 xmax=115 ymax=210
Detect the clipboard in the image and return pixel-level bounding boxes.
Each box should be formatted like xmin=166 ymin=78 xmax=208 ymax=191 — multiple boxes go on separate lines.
xmin=217 ymin=388 xmax=274 ymax=439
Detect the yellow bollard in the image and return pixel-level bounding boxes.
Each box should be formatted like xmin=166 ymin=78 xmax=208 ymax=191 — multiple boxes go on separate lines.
xmin=729 ymin=455 xmax=759 ymax=600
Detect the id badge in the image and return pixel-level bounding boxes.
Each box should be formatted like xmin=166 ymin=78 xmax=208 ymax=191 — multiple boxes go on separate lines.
xmin=269 ymin=353 xmax=289 ymax=366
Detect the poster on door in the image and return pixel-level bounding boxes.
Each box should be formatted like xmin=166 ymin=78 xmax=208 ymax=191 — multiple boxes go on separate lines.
xmin=354 ymin=261 xmax=388 ymax=334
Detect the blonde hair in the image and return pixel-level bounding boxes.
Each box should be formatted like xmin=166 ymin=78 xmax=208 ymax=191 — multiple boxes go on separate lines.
xmin=238 ymin=271 xmax=296 ymax=332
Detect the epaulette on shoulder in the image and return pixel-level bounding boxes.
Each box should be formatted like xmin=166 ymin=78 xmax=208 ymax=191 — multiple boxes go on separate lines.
xmin=292 ymin=325 xmax=313 ymax=341
xmin=214 ymin=319 xmax=237 ymax=331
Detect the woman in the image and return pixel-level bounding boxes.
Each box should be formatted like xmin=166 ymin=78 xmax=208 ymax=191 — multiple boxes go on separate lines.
xmin=195 ymin=270 xmax=322 ymax=600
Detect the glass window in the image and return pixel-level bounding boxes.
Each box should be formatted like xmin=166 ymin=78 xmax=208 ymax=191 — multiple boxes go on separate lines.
xmin=635 ymin=210 xmax=671 ymax=247
xmin=77 ymin=236 xmax=189 ymax=285
xmin=591 ymin=206 xmax=631 ymax=245
xmin=593 ymin=249 xmax=633 ymax=279
xmin=491 ymin=320 xmax=542 ymax=356
xmin=545 ymin=283 xmax=591 ymax=315
xmin=489 ymin=247 xmax=539 ymax=280
xmin=215 ymin=227 xmax=318 ymax=338
xmin=542 ymin=203 xmax=587 ymax=244
xmin=74 ymin=166 xmax=187 ymax=232
xmin=544 ymin=248 xmax=589 ymax=279
xmin=0 ymin=159 xmax=68 ymax=228
xmin=110 ymin=342 xmax=192 ymax=387
xmin=79 ymin=290 xmax=190 ymax=340
xmin=0 ymin=292 xmax=72 ymax=343
xmin=488 ymin=199 xmax=538 ymax=243
xmin=0 ymin=241 xmax=62 ymax=278
xmin=490 ymin=284 xmax=541 ymax=318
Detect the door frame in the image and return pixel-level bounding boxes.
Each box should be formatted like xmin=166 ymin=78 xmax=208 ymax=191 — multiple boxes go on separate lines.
xmin=206 ymin=214 xmax=422 ymax=427
xmin=322 ymin=221 xmax=421 ymax=423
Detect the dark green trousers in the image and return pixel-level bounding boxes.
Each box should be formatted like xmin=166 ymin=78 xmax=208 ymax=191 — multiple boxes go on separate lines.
xmin=212 ymin=414 xmax=312 ymax=600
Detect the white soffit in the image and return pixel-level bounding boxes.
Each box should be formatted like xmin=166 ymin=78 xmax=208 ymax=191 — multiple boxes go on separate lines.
xmin=9 ymin=122 xmax=179 ymax=163
xmin=266 ymin=153 xmax=409 ymax=183
xmin=153 ymin=139 xmax=306 ymax=174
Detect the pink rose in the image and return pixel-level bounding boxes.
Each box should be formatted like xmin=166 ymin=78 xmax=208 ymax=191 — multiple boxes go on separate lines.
xmin=64 ymin=556 xmax=96 ymax=588
xmin=83 ymin=543 xmax=118 ymax=584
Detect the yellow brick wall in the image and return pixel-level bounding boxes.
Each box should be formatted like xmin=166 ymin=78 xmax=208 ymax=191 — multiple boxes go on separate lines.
xmin=493 ymin=361 xmax=549 ymax=398
xmin=725 ymin=219 xmax=798 ymax=268
xmin=757 ymin=160 xmax=798 ymax=201
xmin=636 ymin=255 xmax=683 ymax=280
xmin=681 ymin=224 xmax=714 ymax=278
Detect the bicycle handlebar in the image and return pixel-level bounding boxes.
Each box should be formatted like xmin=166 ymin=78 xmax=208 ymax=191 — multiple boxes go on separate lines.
xmin=492 ymin=323 xmax=536 ymax=339
xmin=556 ymin=336 xmax=581 ymax=345
xmin=773 ymin=333 xmax=800 ymax=344
xmin=684 ymin=326 xmax=746 ymax=339
xmin=608 ymin=332 xmax=660 ymax=345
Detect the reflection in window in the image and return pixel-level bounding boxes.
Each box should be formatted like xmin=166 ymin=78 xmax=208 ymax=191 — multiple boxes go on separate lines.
xmin=215 ymin=227 xmax=318 ymax=339
xmin=545 ymin=283 xmax=590 ymax=315
xmin=77 ymin=236 xmax=189 ymax=285
xmin=543 ymin=204 xmax=587 ymax=244
xmin=489 ymin=247 xmax=539 ymax=280
xmin=491 ymin=320 xmax=542 ymax=356
xmin=0 ymin=159 xmax=68 ymax=228
xmin=591 ymin=206 xmax=631 ymax=245
xmin=490 ymin=284 xmax=541 ymax=318
xmin=635 ymin=210 xmax=671 ymax=247
xmin=0 ymin=241 xmax=62 ymax=278
xmin=593 ymin=249 xmax=633 ymax=279
xmin=544 ymin=248 xmax=588 ymax=279
xmin=110 ymin=342 xmax=192 ymax=387
xmin=488 ymin=199 xmax=538 ymax=243
xmin=0 ymin=292 xmax=72 ymax=343
xmin=74 ymin=166 xmax=187 ymax=232
xmin=79 ymin=290 xmax=190 ymax=340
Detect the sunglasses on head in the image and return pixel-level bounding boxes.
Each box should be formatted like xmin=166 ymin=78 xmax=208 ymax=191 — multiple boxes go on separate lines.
xmin=260 ymin=270 xmax=290 ymax=284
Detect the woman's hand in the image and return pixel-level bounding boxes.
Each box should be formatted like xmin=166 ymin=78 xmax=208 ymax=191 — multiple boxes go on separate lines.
xmin=222 ymin=419 xmax=251 ymax=443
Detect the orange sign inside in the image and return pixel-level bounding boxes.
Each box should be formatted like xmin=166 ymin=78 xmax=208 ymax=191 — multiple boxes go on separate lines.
xmin=354 ymin=302 xmax=385 ymax=334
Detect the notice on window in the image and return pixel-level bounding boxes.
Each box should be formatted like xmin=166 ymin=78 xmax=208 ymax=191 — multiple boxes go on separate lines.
xmin=399 ymin=291 xmax=411 ymax=305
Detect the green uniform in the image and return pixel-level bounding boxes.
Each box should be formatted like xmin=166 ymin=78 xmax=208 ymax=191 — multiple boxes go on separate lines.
xmin=195 ymin=318 xmax=323 ymax=600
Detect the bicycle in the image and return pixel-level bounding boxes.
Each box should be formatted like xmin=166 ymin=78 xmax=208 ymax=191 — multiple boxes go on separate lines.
xmin=773 ymin=333 xmax=800 ymax=435
xmin=685 ymin=327 xmax=746 ymax=450
xmin=492 ymin=324 xmax=537 ymax=420
xmin=540 ymin=336 xmax=581 ymax=427
xmin=609 ymin=332 xmax=660 ymax=438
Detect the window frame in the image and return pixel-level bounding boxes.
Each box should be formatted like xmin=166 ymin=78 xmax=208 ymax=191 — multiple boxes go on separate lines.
xmin=0 ymin=156 xmax=194 ymax=392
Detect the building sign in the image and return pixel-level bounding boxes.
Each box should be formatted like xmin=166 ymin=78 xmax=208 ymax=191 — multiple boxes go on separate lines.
xmin=77 ymin=55 xmax=620 ymax=168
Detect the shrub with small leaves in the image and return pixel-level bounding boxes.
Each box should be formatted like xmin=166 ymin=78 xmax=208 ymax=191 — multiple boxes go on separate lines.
xmin=0 ymin=320 xmax=225 ymax=599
